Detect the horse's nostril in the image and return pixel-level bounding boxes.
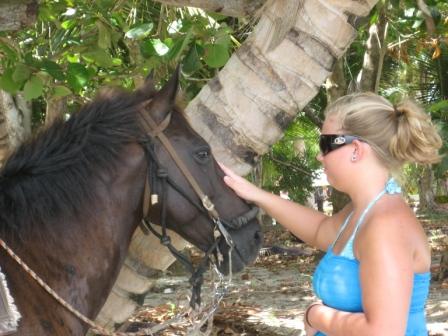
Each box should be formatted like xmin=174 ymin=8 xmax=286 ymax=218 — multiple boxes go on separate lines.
xmin=254 ymin=230 xmax=263 ymax=243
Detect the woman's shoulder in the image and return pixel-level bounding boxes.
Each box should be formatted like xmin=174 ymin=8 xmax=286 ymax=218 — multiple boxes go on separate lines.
xmin=360 ymin=197 xmax=416 ymax=241
xmin=356 ymin=197 xmax=429 ymax=270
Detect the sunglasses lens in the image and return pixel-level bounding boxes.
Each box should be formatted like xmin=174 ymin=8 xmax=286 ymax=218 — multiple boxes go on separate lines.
xmin=319 ymin=135 xmax=333 ymax=155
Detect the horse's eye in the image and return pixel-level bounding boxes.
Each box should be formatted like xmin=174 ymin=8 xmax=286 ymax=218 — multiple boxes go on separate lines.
xmin=194 ymin=147 xmax=211 ymax=163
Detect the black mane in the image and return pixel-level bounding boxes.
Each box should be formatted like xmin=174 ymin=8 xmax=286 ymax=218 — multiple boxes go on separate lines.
xmin=0 ymin=89 xmax=148 ymax=238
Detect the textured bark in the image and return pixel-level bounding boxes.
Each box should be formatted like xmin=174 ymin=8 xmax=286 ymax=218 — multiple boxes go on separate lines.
xmin=185 ymin=0 xmax=379 ymax=176
xmin=153 ymin=0 xmax=266 ymax=17
xmin=45 ymin=97 xmax=67 ymax=125
xmin=354 ymin=5 xmax=388 ymax=93
xmin=0 ymin=0 xmax=39 ymax=31
xmin=0 ymin=91 xmax=31 ymax=165
xmin=417 ymin=0 xmax=436 ymax=36
xmin=418 ymin=166 xmax=438 ymax=210
xmin=326 ymin=57 xmax=347 ymax=104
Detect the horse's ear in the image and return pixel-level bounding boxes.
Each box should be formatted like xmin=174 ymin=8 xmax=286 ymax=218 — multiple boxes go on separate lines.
xmin=161 ymin=65 xmax=180 ymax=101
xmin=144 ymin=70 xmax=156 ymax=91
xmin=134 ymin=70 xmax=157 ymax=100
xmin=149 ymin=66 xmax=180 ymax=121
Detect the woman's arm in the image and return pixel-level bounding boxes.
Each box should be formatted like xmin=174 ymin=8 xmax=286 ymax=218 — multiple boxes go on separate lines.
xmin=306 ymin=210 xmax=414 ymax=335
xmin=219 ymin=163 xmax=351 ymax=250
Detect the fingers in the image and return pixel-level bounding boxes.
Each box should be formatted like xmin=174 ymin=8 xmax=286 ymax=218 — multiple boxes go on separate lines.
xmin=223 ymin=175 xmax=233 ymax=187
xmin=217 ymin=161 xmax=240 ymax=179
xmin=217 ymin=161 xmax=232 ymax=175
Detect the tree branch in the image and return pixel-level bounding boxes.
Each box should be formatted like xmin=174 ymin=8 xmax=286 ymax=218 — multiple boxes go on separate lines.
xmin=152 ymin=0 xmax=266 ymax=17
xmin=268 ymin=154 xmax=313 ymax=177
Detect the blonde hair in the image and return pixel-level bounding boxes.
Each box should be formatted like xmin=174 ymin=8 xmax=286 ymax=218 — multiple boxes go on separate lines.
xmin=324 ymin=92 xmax=442 ymax=172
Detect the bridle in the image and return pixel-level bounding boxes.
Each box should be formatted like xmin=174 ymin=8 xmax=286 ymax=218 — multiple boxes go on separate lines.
xmin=137 ymin=102 xmax=259 ymax=308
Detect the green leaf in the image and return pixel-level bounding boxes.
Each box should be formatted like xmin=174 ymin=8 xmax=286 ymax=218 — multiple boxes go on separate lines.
xmin=23 ymin=76 xmax=44 ymax=100
xmin=41 ymin=60 xmax=65 ymax=81
xmin=145 ymin=39 xmax=169 ymax=56
xmin=0 ymin=39 xmax=18 ymax=61
xmin=428 ymin=100 xmax=448 ymax=113
xmin=52 ymin=85 xmax=72 ymax=98
xmin=140 ymin=40 xmax=157 ymax=58
xmin=165 ymin=29 xmax=193 ymax=61
xmin=12 ymin=63 xmax=31 ymax=84
xmin=112 ymin=58 xmax=122 ymax=66
xmin=0 ymin=68 xmax=21 ymax=93
xmin=61 ymin=19 xmax=76 ymax=30
xmin=183 ymin=44 xmax=201 ymax=74
xmin=82 ymin=49 xmax=114 ymax=68
xmin=67 ymin=63 xmax=90 ymax=92
xmin=204 ymin=43 xmax=229 ymax=68
xmin=97 ymin=0 xmax=114 ymax=11
xmin=96 ymin=20 xmax=112 ymax=49
xmin=412 ymin=19 xmax=423 ymax=29
xmin=125 ymin=23 xmax=154 ymax=40
xmin=38 ymin=5 xmax=57 ymax=21
xmin=66 ymin=54 xmax=80 ymax=63
xmin=24 ymin=53 xmax=40 ymax=67
xmin=214 ymin=26 xmax=232 ymax=49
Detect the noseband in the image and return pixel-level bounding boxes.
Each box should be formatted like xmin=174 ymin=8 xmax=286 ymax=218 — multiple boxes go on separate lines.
xmin=137 ymin=104 xmax=258 ymax=308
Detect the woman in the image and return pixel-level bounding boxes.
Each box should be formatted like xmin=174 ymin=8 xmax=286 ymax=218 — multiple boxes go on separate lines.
xmin=220 ymin=92 xmax=442 ymax=335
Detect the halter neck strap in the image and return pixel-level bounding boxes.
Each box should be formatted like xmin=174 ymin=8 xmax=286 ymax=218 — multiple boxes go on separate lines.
xmin=352 ymin=177 xmax=401 ymax=235
xmin=331 ymin=178 xmax=401 ymax=250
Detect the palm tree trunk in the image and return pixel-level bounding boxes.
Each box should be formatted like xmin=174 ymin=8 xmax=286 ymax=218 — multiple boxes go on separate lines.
xmin=0 ymin=91 xmax=31 ymax=165
xmin=185 ymin=0 xmax=378 ymax=176
xmin=0 ymin=0 xmax=38 ymax=31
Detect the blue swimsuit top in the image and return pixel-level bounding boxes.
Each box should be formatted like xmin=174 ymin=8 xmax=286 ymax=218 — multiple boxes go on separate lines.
xmin=312 ymin=179 xmax=430 ymax=336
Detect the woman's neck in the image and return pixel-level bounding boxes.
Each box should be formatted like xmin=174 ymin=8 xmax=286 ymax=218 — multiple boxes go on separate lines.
xmin=347 ymin=170 xmax=390 ymax=212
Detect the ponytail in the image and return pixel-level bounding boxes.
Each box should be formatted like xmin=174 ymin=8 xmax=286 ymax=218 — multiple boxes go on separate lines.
xmin=389 ymin=99 xmax=442 ymax=165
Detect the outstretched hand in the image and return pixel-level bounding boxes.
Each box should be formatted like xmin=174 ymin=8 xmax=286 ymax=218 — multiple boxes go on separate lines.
xmin=218 ymin=162 xmax=266 ymax=204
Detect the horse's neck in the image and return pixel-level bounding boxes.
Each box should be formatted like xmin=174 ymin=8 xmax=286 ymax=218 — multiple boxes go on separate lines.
xmin=6 ymin=143 xmax=147 ymax=335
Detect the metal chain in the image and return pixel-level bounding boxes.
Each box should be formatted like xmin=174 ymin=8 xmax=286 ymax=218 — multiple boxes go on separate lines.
xmin=137 ymin=256 xmax=233 ymax=336
xmin=185 ymin=256 xmax=232 ymax=336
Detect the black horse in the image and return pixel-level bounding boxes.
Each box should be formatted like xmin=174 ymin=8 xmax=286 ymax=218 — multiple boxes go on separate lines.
xmin=0 ymin=70 xmax=262 ymax=335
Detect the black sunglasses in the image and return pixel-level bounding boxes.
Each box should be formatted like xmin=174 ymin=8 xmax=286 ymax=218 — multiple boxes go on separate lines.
xmin=319 ymin=134 xmax=363 ymax=155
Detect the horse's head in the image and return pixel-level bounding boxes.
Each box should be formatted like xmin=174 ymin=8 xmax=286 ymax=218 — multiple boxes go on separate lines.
xmin=138 ymin=69 xmax=262 ymax=275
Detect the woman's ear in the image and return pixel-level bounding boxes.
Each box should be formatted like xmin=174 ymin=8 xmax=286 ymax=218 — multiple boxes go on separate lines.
xmin=351 ymin=139 xmax=366 ymax=162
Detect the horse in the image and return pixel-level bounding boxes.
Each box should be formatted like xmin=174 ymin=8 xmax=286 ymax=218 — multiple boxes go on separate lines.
xmin=0 ymin=69 xmax=262 ymax=335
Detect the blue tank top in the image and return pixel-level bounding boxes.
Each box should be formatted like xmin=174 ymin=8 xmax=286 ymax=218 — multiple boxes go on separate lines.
xmin=312 ymin=179 xmax=430 ymax=336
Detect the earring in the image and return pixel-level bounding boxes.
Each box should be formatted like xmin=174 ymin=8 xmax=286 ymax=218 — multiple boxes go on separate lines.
xmin=351 ymin=153 xmax=357 ymax=162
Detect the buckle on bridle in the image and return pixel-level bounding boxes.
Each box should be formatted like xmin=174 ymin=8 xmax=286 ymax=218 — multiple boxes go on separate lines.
xmin=201 ymin=195 xmax=215 ymax=212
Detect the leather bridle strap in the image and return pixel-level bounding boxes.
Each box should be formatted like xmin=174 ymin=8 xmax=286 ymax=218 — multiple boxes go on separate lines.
xmin=138 ymin=107 xmax=220 ymax=221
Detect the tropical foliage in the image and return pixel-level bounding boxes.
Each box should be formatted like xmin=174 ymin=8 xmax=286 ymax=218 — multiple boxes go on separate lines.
xmin=0 ymin=0 xmax=242 ymax=123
